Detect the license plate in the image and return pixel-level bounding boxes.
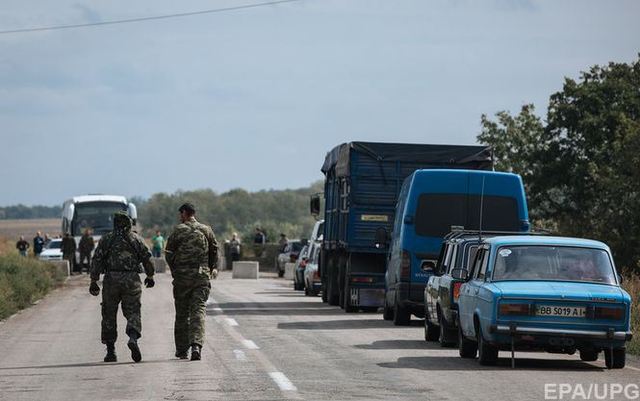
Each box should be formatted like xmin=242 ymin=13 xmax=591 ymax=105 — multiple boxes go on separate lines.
xmin=536 ymin=305 xmax=586 ymax=318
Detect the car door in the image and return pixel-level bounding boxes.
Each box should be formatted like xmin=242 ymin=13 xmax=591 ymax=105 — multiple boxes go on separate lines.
xmin=458 ymin=246 xmax=489 ymax=337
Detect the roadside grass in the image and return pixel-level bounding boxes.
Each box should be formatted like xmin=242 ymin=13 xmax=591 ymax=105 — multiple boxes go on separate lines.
xmin=622 ymin=274 xmax=640 ymax=355
xmin=0 ymin=253 xmax=66 ymax=320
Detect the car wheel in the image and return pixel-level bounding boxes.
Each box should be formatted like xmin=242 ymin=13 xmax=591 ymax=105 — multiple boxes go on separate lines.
xmin=383 ymin=297 xmax=394 ymax=321
xmin=477 ymin=325 xmax=498 ymax=366
xmin=579 ymin=349 xmax=599 ymax=362
xmin=604 ymin=348 xmax=625 ymax=369
xmin=425 ymin=317 xmax=439 ymax=342
xmin=327 ymin=271 xmax=339 ymax=306
xmin=392 ymin=295 xmax=410 ymax=326
xmin=458 ymin=322 xmax=477 ymax=359
xmin=438 ymin=312 xmax=456 ymax=347
xmin=277 ymin=269 xmax=284 ymax=278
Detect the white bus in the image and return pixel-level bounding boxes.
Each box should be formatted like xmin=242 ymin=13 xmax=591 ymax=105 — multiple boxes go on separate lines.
xmin=61 ymin=195 xmax=138 ymax=265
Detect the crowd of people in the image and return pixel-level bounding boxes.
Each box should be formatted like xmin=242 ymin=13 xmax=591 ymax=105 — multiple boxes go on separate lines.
xmin=15 ymin=231 xmax=55 ymax=257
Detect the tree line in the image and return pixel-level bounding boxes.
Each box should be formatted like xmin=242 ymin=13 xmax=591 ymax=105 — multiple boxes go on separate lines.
xmin=0 ymin=205 xmax=61 ymax=220
xmin=478 ymin=56 xmax=640 ymax=273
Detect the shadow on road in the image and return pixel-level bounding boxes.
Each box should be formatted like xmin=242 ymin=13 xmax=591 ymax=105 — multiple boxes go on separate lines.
xmin=0 ymin=358 xmax=177 ymax=371
xmin=355 ymin=340 xmax=440 ymax=350
xmin=378 ymin=356 xmax=604 ymax=371
xmin=278 ymin=319 xmax=422 ymax=330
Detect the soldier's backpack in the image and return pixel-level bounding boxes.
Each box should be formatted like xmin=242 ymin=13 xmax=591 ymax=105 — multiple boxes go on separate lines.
xmin=182 ymin=224 xmax=209 ymax=263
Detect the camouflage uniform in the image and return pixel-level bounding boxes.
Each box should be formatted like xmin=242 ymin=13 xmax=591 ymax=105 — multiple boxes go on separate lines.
xmin=79 ymin=233 xmax=95 ymax=271
xmin=90 ymin=213 xmax=154 ymax=345
xmin=165 ymin=216 xmax=218 ymax=354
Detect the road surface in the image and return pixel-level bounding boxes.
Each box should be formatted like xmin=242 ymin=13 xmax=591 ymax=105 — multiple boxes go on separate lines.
xmin=0 ymin=272 xmax=638 ymax=401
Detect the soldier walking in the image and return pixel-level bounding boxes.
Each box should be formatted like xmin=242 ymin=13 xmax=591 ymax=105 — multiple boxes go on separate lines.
xmin=79 ymin=228 xmax=95 ymax=273
xmin=165 ymin=203 xmax=218 ymax=361
xmin=61 ymin=233 xmax=76 ymax=272
xmin=89 ymin=212 xmax=155 ymax=363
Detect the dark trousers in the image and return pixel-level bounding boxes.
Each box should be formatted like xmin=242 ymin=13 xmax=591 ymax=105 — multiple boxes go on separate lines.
xmin=101 ymin=272 xmax=142 ymax=344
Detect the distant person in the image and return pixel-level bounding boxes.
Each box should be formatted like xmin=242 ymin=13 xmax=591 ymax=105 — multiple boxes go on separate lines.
xmin=151 ymin=230 xmax=165 ymax=258
xmin=79 ymin=229 xmax=95 ymax=273
xmin=253 ymin=227 xmax=266 ymax=257
xmin=278 ymin=233 xmax=289 ymax=253
xmin=165 ymin=203 xmax=218 ymax=361
xmin=89 ymin=212 xmax=155 ymax=363
xmin=44 ymin=233 xmax=52 ymax=246
xmin=16 ymin=236 xmax=29 ymax=257
xmin=229 ymin=233 xmax=241 ymax=262
xmin=61 ymin=232 xmax=77 ymax=272
xmin=33 ymin=231 xmax=45 ymax=257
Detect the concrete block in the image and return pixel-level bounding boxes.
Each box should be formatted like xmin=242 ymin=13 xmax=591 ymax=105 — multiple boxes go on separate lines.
xmin=284 ymin=262 xmax=296 ymax=280
xmin=232 ymin=261 xmax=259 ymax=279
xmin=49 ymin=260 xmax=70 ymax=277
xmin=152 ymin=257 xmax=167 ymax=273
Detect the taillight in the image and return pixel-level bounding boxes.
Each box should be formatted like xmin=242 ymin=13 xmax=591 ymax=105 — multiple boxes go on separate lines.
xmin=452 ymin=282 xmax=463 ymax=301
xmin=351 ymin=276 xmax=374 ymax=284
xmin=594 ymin=306 xmax=624 ymax=320
xmin=400 ymin=250 xmax=411 ymax=281
xmin=499 ymin=303 xmax=531 ymax=316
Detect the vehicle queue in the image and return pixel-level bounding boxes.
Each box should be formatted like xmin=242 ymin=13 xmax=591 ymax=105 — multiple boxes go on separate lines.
xmin=286 ymin=141 xmax=633 ymax=370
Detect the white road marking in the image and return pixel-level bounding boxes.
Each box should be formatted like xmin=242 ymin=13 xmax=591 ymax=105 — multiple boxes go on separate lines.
xmin=269 ymin=372 xmax=297 ymax=391
xmin=627 ymin=365 xmax=640 ymax=372
xmin=211 ymin=307 xmax=223 ymax=312
xmin=233 ymin=349 xmax=247 ymax=361
xmin=226 ymin=318 xmax=239 ymax=326
xmin=242 ymin=339 xmax=260 ymax=349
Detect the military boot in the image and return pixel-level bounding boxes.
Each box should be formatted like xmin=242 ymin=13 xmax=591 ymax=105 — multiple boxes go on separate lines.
xmin=104 ymin=342 xmax=117 ymax=362
xmin=190 ymin=344 xmax=201 ymax=361
xmin=175 ymin=350 xmax=188 ymax=359
xmin=128 ymin=337 xmax=142 ymax=363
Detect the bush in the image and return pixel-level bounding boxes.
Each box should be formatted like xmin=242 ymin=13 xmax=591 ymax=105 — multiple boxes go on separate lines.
xmin=623 ymin=275 xmax=640 ymax=355
xmin=0 ymin=254 xmax=66 ymax=320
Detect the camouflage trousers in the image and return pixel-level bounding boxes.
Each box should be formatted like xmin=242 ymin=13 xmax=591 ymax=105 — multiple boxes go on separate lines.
xmin=172 ymin=267 xmax=211 ymax=352
xmin=101 ymin=272 xmax=142 ymax=344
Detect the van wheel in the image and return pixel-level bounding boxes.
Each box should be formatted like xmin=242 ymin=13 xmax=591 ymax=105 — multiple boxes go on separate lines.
xmin=579 ymin=349 xmax=599 ymax=362
xmin=425 ymin=318 xmax=439 ymax=341
xmin=383 ymin=297 xmax=394 ymax=321
xmin=477 ymin=326 xmax=498 ymax=366
xmin=392 ymin=296 xmax=410 ymax=326
xmin=604 ymin=348 xmax=625 ymax=369
xmin=458 ymin=323 xmax=477 ymax=358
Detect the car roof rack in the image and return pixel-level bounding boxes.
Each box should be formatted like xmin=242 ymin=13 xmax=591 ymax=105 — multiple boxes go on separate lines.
xmin=443 ymin=228 xmax=550 ymax=241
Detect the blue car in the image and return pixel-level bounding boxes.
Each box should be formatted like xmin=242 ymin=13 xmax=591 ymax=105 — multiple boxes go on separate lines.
xmin=456 ymin=236 xmax=632 ymax=368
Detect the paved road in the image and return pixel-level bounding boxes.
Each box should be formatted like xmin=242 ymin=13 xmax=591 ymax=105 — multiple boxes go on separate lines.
xmin=1 ymin=271 xmax=639 ymax=401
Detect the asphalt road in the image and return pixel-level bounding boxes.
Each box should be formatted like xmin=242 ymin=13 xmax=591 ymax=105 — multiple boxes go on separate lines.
xmin=1 ymin=271 xmax=639 ymax=401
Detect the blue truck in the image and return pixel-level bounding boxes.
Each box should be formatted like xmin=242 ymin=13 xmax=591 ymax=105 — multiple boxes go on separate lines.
xmin=312 ymin=142 xmax=493 ymax=312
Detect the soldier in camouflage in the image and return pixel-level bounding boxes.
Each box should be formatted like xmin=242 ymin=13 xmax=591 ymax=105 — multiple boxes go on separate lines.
xmin=89 ymin=211 xmax=155 ymax=363
xmin=165 ymin=202 xmax=218 ymax=361
xmin=78 ymin=228 xmax=95 ymax=273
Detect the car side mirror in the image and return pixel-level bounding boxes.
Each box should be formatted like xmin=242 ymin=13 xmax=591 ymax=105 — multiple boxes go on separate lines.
xmin=310 ymin=195 xmax=321 ymax=216
xmin=421 ymin=260 xmax=436 ymax=274
xmin=374 ymin=227 xmax=390 ymax=249
xmin=451 ymin=268 xmax=469 ymax=281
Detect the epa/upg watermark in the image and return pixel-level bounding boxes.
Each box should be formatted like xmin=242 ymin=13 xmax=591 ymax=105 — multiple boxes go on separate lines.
xmin=545 ymin=384 xmax=640 ymax=400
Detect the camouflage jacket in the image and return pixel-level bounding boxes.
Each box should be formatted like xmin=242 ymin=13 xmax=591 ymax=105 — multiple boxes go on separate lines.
xmin=79 ymin=234 xmax=95 ymax=253
xmin=165 ymin=217 xmax=218 ymax=270
xmin=90 ymin=231 xmax=154 ymax=282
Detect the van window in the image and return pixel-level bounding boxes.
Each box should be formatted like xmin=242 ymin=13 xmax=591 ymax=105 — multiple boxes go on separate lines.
xmin=414 ymin=194 xmax=520 ymax=237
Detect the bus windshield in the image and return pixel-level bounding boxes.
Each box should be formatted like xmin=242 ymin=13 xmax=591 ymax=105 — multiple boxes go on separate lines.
xmin=72 ymin=202 xmax=128 ymax=236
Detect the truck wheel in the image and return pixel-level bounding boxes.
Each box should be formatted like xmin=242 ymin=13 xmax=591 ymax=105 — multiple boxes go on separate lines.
xmin=321 ymin=280 xmax=328 ymax=302
xmin=392 ymin=296 xmax=410 ymax=326
xmin=327 ymin=271 xmax=339 ymax=306
xmin=383 ymin=297 xmax=394 ymax=321
xmin=604 ymin=348 xmax=625 ymax=369
xmin=425 ymin=318 xmax=439 ymax=342
xmin=343 ymin=282 xmax=357 ymax=313
xmin=477 ymin=326 xmax=498 ymax=366
xmin=458 ymin=323 xmax=477 ymax=358
xmin=579 ymin=349 xmax=599 ymax=362
xmin=438 ymin=312 xmax=456 ymax=348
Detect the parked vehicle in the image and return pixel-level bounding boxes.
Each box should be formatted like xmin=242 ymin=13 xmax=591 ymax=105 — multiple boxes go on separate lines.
xmin=423 ymin=231 xmax=483 ymax=346
xmin=38 ymin=238 xmax=63 ymax=261
xmin=314 ymin=142 xmax=493 ymax=313
xmin=304 ymin=245 xmax=322 ymax=296
xmin=384 ymin=170 xmax=529 ymax=326
xmin=294 ymin=244 xmax=312 ymax=291
xmin=276 ymin=239 xmax=304 ymax=278
xmin=456 ymin=236 xmax=633 ymax=368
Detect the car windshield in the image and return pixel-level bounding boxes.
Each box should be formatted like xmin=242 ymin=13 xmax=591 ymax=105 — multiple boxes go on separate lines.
xmin=47 ymin=240 xmax=62 ymax=249
xmin=492 ymin=245 xmax=617 ymax=284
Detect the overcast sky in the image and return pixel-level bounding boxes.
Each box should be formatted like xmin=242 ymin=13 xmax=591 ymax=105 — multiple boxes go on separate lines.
xmin=0 ymin=0 xmax=638 ymax=206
